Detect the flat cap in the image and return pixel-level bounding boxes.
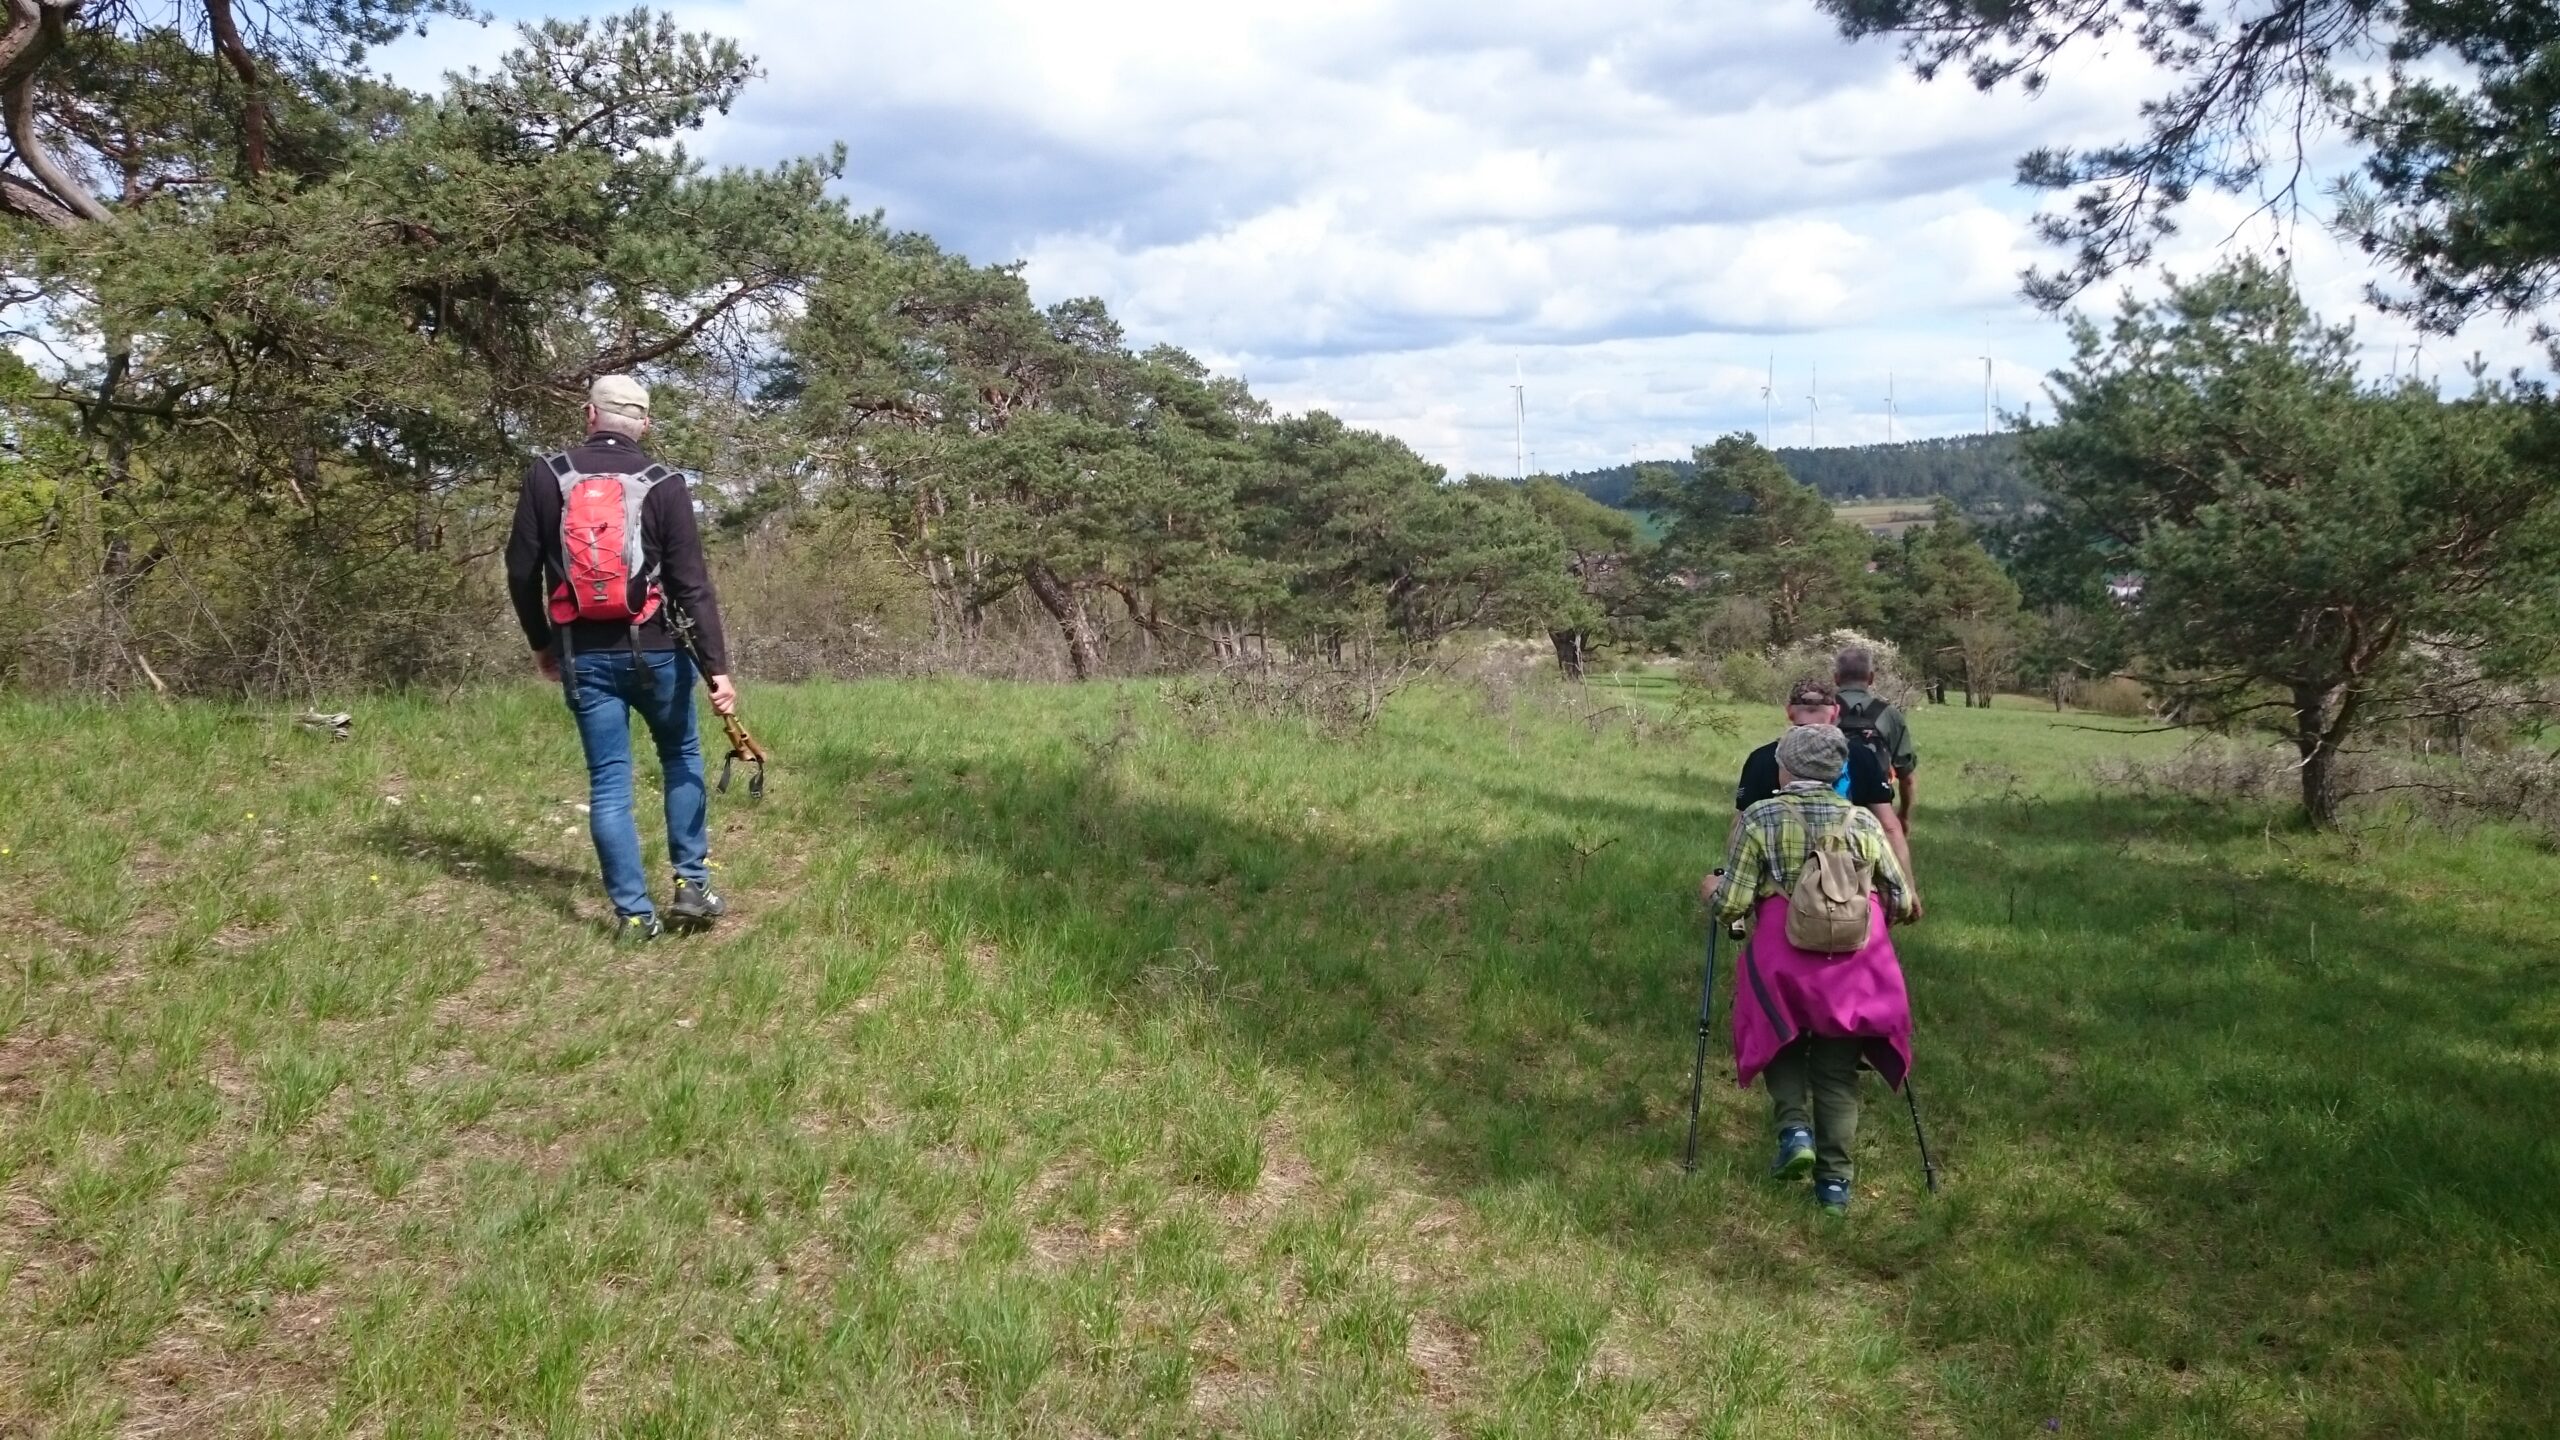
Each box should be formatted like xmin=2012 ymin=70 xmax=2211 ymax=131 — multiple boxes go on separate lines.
xmin=588 ymin=373 xmax=651 ymax=420
xmin=1777 ymin=723 xmax=1848 ymax=785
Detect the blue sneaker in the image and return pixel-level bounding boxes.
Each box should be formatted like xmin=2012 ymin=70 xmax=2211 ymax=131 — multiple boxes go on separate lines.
xmin=1769 ymin=1127 xmax=1816 ymax=1182
xmin=1814 ymin=1177 xmax=1851 ymax=1215
xmin=613 ymin=912 xmax=662 ymax=947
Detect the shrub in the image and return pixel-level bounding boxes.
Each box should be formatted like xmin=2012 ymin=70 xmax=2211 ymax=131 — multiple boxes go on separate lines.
xmin=714 ymin=510 xmax=934 ymax=681
xmin=1160 ymin=657 xmax=1432 ymax=740
xmin=1696 ymin=597 xmax=1770 ymax=658
xmin=1774 ymin=629 xmax=1920 ymax=709
xmin=2089 ymin=736 xmax=2560 ymax=845
xmin=1712 ymin=651 xmax=1780 ymax=707
xmin=2078 ymin=676 xmax=2153 ymax=718
xmin=1448 ymin=641 xmax=1563 ymax=718
xmin=2089 ymin=741 xmax=2289 ymax=805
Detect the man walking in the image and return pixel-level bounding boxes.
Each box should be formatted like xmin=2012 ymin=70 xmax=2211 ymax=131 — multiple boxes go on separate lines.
xmin=1834 ymin=647 xmax=1916 ymax=827
xmin=1733 ymin=676 xmax=1916 ymax=901
xmin=506 ymin=375 xmax=738 ymax=942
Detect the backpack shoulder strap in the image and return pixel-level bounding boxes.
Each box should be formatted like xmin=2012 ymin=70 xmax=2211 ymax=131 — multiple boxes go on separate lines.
xmin=544 ymin=453 xmax=583 ymax=501
xmin=621 ymin=465 xmax=673 ymax=585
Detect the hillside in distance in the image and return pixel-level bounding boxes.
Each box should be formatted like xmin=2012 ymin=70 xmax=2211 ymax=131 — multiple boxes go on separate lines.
xmin=1567 ymin=432 xmax=2034 ymax=515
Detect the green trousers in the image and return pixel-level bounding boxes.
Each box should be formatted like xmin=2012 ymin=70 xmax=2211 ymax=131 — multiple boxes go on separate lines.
xmin=1765 ymin=1035 xmax=1865 ymax=1183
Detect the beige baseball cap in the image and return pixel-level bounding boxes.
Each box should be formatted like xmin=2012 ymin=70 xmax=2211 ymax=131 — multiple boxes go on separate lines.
xmin=588 ymin=374 xmax=651 ymax=420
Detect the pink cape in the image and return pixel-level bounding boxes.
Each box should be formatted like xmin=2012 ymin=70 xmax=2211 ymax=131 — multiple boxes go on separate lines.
xmin=1731 ymin=893 xmax=1913 ymax=1091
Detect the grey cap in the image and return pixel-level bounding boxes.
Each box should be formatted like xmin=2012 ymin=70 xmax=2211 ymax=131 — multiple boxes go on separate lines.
xmin=1776 ymin=723 xmax=1848 ymax=785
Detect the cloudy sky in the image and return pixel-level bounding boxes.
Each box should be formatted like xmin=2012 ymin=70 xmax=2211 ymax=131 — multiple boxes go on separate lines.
xmin=380 ymin=1 xmax=2540 ymax=477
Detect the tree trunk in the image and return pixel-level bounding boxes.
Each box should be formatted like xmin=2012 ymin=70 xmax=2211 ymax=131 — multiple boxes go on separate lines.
xmin=204 ymin=0 xmax=270 ymax=176
xmin=411 ymin=460 xmax=438 ymax=553
xmin=1023 ymin=563 xmax=1102 ymax=680
xmin=2299 ymin=743 xmax=2340 ymax=830
xmin=1550 ymin=629 xmax=1586 ymax=681
xmin=2292 ymin=682 xmax=2344 ymax=829
xmin=959 ymin=492 xmax=987 ymax=640
xmin=1108 ymin=583 xmax=1162 ymax=669
xmin=85 ymin=338 xmax=147 ymax=686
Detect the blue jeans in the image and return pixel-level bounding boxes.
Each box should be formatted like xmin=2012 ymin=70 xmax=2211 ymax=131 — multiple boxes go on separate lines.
xmin=564 ymin=648 xmax=709 ymax=919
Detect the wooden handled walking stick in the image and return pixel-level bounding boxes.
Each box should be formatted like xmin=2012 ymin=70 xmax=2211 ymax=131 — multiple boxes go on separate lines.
xmin=668 ymin=605 xmax=767 ymax=798
xmin=712 ymin=708 xmax=768 ymax=798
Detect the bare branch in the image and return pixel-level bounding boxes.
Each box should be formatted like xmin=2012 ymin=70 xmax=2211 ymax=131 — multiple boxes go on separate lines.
xmin=554 ymin=273 xmax=800 ymax=389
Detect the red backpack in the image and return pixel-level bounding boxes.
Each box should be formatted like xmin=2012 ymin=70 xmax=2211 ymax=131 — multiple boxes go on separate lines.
xmin=544 ymin=454 xmax=672 ymax=627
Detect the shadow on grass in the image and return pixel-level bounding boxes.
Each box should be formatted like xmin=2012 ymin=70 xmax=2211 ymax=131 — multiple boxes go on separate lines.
xmin=812 ymin=731 xmax=2560 ymax=1432
xmin=365 ymin=821 xmax=595 ymax=922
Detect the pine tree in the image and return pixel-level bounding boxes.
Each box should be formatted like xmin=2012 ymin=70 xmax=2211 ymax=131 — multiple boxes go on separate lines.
xmin=2026 ymin=259 xmax=2560 ymax=826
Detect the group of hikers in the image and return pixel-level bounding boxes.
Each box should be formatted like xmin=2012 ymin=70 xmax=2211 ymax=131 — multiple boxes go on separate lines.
xmin=508 ymin=377 xmax=1926 ymax=1209
xmin=1705 ymin=655 xmax=1920 ymax=1214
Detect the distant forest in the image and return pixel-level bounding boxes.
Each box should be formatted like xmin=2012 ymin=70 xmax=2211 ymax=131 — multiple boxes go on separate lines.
xmin=1565 ymin=433 xmax=2035 ymax=515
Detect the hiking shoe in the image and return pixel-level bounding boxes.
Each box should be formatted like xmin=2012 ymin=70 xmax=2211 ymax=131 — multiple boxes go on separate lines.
xmin=1769 ymin=1127 xmax=1816 ymax=1182
xmin=1814 ymin=1177 xmax=1851 ymax=1215
xmin=614 ymin=912 xmax=662 ymax=946
xmin=667 ymin=876 xmax=725 ymax=930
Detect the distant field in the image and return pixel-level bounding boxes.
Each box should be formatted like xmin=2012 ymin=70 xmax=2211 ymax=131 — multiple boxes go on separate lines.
xmin=1834 ymin=499 xmax=1938 ymax=536
xmin=4 ymin=682 xmax=2556 ymax=1435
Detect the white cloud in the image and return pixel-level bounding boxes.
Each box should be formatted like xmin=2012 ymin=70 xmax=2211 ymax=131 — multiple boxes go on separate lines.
xmin=376 ymin=1 xmax=2549 ymax=477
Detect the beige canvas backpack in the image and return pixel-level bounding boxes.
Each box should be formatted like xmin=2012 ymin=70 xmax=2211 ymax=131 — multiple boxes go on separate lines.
xmin=1785 ymin=827 xmax=1875 ymax=953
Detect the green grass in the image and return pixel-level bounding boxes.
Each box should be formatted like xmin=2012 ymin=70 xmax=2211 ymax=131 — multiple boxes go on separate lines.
xmin=1834 ymin=501 xmax=1936 ymax=536
xmin=3 ymin=678 xmax=2557 ymax=1436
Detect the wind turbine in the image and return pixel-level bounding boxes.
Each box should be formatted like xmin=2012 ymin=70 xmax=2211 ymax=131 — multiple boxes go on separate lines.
xmin=1510 ymin=358 xmax=1526 ymax=480
xmin=1760 ymin=353 xmax=1774 ymax=439
xmin=1806 ymin=363 xmax=1821 ymax=447
xmin=1884 ymin=372 xmax=1898 ymax=445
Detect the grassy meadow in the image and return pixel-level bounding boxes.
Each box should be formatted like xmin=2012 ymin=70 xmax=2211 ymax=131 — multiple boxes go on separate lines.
xmin=1829 ymin=503 xmax=1936 ymax=537
xmin=3 ymin=674 xmax=2556 ymax=1437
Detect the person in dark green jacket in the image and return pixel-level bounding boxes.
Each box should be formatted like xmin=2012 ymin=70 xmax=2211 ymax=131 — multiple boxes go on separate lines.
xmin=1834 ymin=647 xmax=1916 ymax=828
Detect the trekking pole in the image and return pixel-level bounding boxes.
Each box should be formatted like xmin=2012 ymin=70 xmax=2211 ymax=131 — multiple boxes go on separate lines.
xmin=1681 ymin=881 xmax=1723 ymax=1175
xmin=667 ymin=604 xmax=769 ymax=798
xmin=1905 ymin=1077 xmax=1940 ymax=1194
xmin=712 ymin=710 xmax=769 ymax=798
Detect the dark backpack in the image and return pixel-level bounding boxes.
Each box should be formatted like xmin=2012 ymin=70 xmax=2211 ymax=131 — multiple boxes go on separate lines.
xmin=1838 ymin=694 xmax=1898 ymax=784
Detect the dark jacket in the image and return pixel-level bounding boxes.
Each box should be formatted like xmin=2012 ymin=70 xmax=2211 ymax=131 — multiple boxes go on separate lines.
xmin=504 ymin=431 xmax=730 ymax=674
xmin=1735 ymin=739 xmax=1895 ymax=811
